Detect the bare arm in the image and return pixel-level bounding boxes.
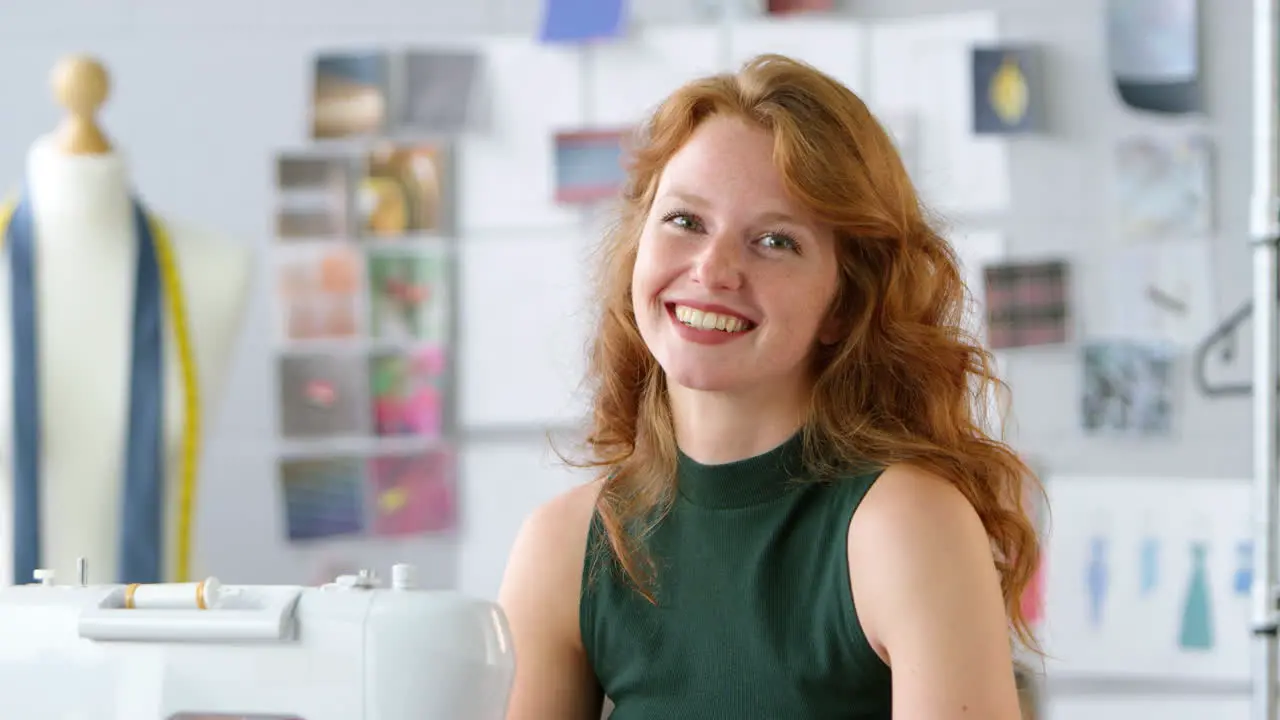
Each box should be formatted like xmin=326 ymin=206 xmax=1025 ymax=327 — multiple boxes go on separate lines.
xmin=498 ymin=483 xmax=605 ymax=720
xmin=849 ymin=465 xmax=1023 ymax=720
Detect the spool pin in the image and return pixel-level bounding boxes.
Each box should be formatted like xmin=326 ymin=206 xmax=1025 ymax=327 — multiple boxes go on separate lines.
xmin=124 ymin=577 xmax=222 ymax=610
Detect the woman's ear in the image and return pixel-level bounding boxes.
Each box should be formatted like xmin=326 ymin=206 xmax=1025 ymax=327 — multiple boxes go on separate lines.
xmin=817 ymin=314 xmax=844 ymax=346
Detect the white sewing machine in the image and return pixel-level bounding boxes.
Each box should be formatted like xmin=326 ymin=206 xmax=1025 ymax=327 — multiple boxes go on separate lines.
xmin=0 ymin=559 xmax=516 ymax=719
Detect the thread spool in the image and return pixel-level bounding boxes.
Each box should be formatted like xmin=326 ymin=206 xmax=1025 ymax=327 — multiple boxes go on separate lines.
xmin=391 ymin=563 xmax=415 ymax=590
xmin=123 ymin=577 xmax=222 ymax=610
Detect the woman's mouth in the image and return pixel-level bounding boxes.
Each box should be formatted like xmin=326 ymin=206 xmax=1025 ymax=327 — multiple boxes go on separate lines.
xmin=667 ymin=303 xmax=756 ymax=333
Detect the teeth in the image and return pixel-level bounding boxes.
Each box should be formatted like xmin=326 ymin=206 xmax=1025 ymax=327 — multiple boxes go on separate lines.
xmin=673 ymin=304 xmax=750 ymax=333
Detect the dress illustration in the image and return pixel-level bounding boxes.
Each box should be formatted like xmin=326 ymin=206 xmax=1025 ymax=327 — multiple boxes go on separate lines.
xmin=1086 ymin=535 xmax=1109 ymax=628
xmin=1234 ymin=539 xmax=1253 ymax=597
xmin=1139 ymin=535 xmax=1159 ymax=596
xmin=1178 ymin=541 xmax=1214 ymax=650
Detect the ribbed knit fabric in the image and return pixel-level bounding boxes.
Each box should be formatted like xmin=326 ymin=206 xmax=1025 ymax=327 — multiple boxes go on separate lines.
xmin=580 ymin=432 xmax=893 ymax=718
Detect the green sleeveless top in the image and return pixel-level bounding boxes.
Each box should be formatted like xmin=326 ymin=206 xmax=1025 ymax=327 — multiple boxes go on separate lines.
xmin=580 ymin=432 xmax=893 ymax=719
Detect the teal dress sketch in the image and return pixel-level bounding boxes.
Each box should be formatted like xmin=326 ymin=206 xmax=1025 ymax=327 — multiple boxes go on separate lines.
xmin=1179 ymin=541 xmax=1214 ymax=650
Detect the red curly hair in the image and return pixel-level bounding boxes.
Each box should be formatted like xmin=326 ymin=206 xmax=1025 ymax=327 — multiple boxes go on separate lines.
xmin=565 ymin=53 xmax=1043 ymax=650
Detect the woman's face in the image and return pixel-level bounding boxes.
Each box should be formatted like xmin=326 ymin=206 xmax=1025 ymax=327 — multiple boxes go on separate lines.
xmin=631 ymin=115 xmax=841 ymax=398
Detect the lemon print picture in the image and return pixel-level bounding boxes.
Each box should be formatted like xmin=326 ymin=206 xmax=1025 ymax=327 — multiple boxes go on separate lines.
xmin=989 ymin=55 xmax=1029 ymax=126
xmin=972 ymin=45 xmax=1044 ymax=134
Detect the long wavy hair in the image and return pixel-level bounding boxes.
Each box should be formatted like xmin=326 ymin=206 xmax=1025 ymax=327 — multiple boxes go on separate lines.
xmin=566 ymin=53 xmax=1043 ymax=650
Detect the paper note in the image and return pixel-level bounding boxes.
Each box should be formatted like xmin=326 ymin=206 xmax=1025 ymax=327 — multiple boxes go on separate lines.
xmin=1044 ymin=474 xmax=1252 ymax=683
xmin=1113 ymin=134 xmax=1212 ymax=241
xmin=1101 ymin=239 xmax=1215 ymax=348
xmin=1080 ymin=340 xmax=1175 ymax=437
xmin=539 ymin=0 xmax=626 ymax=43
xmin=398 ymin=51 xmax=481 ymax=135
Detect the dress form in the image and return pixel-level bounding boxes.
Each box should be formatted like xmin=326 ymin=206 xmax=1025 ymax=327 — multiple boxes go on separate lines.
xmin=0 ymin=56 xmax=254 ymax=585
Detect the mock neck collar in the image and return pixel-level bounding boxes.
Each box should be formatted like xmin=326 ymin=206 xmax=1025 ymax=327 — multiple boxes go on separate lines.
xmin=676 ymin=431 xmax=806 ymax=509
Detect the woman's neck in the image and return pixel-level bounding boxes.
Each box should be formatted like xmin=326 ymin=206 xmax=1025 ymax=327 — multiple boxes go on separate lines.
xmin=668 ymin=379 xmax=809 ymax=465
xmin=26 ymin=134 xmax=131 ymax=219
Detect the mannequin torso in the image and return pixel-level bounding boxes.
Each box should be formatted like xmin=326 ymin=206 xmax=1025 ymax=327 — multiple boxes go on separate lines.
xmin=0 ymin=135 xmax=253 ymax=585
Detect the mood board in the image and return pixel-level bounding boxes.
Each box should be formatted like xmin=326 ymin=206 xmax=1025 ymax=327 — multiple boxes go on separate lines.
xmin=264 ymin=10 xmax=1021 ymax=594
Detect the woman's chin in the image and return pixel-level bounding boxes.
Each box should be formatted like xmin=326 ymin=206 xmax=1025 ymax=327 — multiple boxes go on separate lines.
xmin=663 ymin=365 xmax=744 ymax=394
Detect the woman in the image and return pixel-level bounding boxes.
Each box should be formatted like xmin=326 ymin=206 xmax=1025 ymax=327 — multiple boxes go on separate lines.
xmin=499 ymin=53 xmax=1040 ymax=719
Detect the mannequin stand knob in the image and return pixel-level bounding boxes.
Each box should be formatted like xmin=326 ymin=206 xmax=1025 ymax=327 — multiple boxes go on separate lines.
xmin=49 ymin=54 xmax=112 ymax=154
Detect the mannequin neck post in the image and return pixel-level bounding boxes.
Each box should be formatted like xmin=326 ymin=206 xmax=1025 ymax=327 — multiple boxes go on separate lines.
xmin=25 ymin=134 xmax=133 ymax=224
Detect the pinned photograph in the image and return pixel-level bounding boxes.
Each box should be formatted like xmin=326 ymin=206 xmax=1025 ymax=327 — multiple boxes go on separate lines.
xmin=358 ymin=142 xmax=450 ymax=238
xmin=553 ymin=129 xmax=633 ymax=204
xmin=275 ymin=154 xmax=354 ymax=240
xmin=1114 ymin=134 xmax=1212 ymax=241
xmin=983 ymin=259 xmax=1071 ymax=349
xmin=311 ymin=52 xmax=389 ymax=139
xmin=370 ymin=346 xmax=448 ymax=438
xmin=368 ymin=449 xmax=457 ymax=537
xmin=279 ymin=457 xmax=366 ymax=542
xmin=278 ymin=353 xmax=371 ymax=439
xmin=396 ymin=50 xmax=481 ymax=135
xmin=539 ymin=0 xmax=626 ymax=43
xmin=1081 ymin=340 xmax=1176 ymax=437
xmin=367 ymin=250 xmax=450 ymax=343
xmin=972 ymin=45 xmax=1046 ymax=135
xmin=276 ymin=245 xmax=362 ymax=341
xmin=766 ymin=0 xmax=834 ymax=13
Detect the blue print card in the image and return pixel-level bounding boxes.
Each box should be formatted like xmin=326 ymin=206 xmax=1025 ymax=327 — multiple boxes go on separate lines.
xmin=539 ymin=0 xmax=627 ymax=43
xmin=553 ymin=129 xmax=633 ymax=205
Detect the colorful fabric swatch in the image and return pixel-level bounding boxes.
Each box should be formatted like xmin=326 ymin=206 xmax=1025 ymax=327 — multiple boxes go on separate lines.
xmin=983 ymin=260 xmax=1070 ymax=349
xmin=279 ymin=458 xmax=366 ymax=541
xmin=369 ymin=450 xmax=457 ymax=537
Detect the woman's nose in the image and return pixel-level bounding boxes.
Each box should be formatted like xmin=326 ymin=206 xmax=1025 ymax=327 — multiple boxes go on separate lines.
xmin=691 ymin=236 xmax=743 ymax=290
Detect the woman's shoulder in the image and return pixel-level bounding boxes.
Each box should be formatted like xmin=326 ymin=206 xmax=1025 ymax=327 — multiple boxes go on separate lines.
xmin=852 ymin=463 xmax=980 ymax=535
xmin=498 ymin=479 xmax=610 ymax=719
xmin=497 ymin=478 xmax=604 ymax=661
xmin=847 ymin=463 xmax=990 ymax=583
xmin=507 ymin=478 xmax=604 ymax=579
xmin=845 ymin=462 xmax=1007 ymax=664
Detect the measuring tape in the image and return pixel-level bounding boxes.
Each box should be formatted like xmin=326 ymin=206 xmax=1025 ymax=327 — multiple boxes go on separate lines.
xmin=0 ymin=197 xmax=200 ymax=583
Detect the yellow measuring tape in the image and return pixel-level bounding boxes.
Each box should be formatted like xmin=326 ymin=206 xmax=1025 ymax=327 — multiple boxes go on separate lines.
xmin=0 ymin=198 xmax=200 ymax=582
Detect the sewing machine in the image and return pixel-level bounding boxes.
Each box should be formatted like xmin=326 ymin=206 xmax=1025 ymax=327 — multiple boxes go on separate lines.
xmin=0 ymin=560 xmax=516 ymax=719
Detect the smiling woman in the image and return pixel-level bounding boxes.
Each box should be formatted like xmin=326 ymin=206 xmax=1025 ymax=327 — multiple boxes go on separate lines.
xmin=498 ymin=53 xmax=1039 ymax=720
xmin=631 ymin=115 xmax=842 ymax=408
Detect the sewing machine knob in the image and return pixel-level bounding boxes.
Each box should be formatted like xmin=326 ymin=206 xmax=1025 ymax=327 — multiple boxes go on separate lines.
xmin=32 ymin=568 xmax=55 ymax=586
xmin=329 ymin=569 xmax=379 ymax=590
xmin=391 ymin=563 xmax=416 ymax=590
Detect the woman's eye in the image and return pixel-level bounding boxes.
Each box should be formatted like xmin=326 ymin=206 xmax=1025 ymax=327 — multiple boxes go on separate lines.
xmin=760 ymin=233 xmax=799 ymax=252
xmin=664 ymin=212 xmax=700 ymax=232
